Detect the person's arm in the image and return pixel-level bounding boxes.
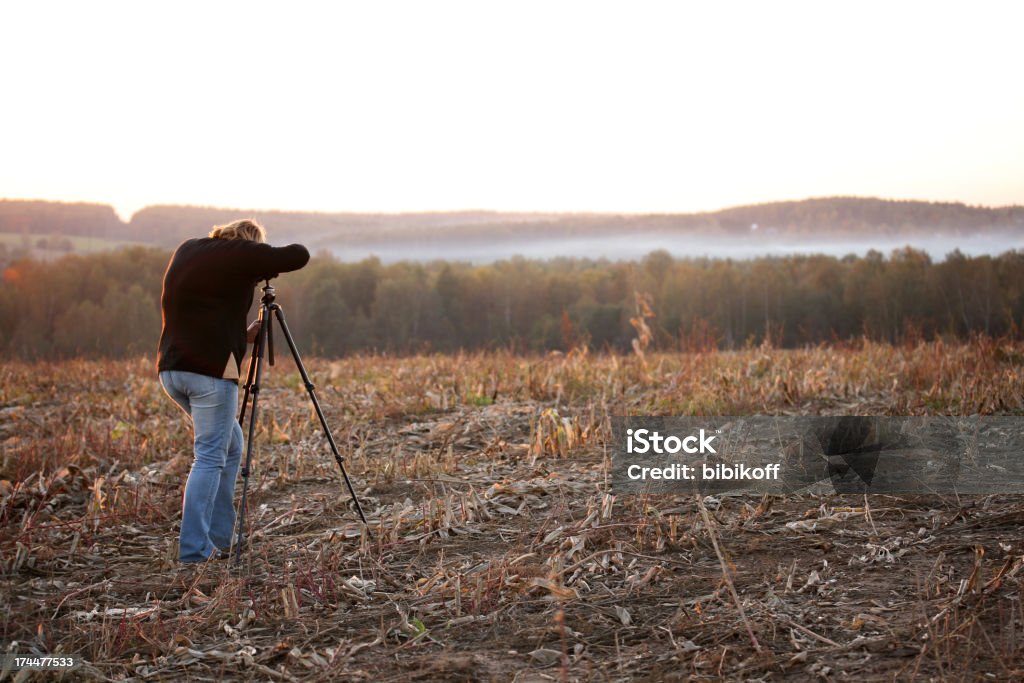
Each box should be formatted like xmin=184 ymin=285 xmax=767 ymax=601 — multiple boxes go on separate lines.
xmin=233 ymin=242 xmax=311 ymax=280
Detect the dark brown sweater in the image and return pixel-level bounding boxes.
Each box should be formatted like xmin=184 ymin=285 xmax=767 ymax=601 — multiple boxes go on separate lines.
xmin=157 ymin=237 xmax=310 ymax=379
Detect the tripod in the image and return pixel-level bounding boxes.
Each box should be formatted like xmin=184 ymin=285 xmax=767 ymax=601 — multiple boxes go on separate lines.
xmin=233 ymin=280 xmax=368 ymax=566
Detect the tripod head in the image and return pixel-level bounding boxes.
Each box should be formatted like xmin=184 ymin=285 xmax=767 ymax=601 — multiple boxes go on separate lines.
xmin=260 ymin=279 xmax=277 ymax=305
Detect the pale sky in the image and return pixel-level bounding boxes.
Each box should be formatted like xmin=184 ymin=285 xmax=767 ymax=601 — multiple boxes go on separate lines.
xmin=2 ymin=1 xmax=1022 ymax=220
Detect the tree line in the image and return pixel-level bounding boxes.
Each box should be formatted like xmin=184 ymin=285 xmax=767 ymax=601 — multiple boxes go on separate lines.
xmin=1 ymin=246 xmax=1023 ymax=360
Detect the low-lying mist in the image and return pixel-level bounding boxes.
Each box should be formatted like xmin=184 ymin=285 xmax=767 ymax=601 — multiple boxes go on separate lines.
xmin=330 ymin=231 xmax=1024 ymax=264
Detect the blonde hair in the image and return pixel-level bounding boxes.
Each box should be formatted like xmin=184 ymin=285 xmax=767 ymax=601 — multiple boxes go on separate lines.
xmin=209 ymin=219 xmax=267 ymax=243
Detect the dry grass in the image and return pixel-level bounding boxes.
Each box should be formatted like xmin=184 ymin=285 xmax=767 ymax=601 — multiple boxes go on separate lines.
xmin=2 ymin=339 xmax=1024 ymax=680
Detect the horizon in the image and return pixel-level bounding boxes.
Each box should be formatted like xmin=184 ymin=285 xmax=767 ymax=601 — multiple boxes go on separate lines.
xmin=4 ymin=193 xmax=1023 ymax=224
xmin=2 ymin=2 xmax=1023 ymax=220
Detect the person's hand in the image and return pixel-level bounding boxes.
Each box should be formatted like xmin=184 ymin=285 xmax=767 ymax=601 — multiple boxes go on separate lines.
xmin=246 ymin=319 xmax=261 ymax=344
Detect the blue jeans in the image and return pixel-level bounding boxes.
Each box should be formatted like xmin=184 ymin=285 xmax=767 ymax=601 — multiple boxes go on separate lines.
xmin=159 ymin=370 xmax=243 ymax=563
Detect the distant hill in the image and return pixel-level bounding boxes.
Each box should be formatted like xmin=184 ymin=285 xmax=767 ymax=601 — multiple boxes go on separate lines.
xmin=0 ymin=200 xmax=123 ymax=238
xmin=2 ymin=197 xmax=1023 ymax=254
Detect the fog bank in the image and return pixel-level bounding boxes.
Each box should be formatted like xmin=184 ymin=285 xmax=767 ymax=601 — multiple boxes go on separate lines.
xmin=330 ymin=231 xmax=1024 ymax=264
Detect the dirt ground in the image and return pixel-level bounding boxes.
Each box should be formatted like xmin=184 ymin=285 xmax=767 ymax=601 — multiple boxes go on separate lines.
xmin=2 ymin=349 xmax=1024 ymax=681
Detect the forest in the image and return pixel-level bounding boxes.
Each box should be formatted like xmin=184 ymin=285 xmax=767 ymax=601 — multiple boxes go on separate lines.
xmin=1 ymin=244 xmax=1022 ymax=360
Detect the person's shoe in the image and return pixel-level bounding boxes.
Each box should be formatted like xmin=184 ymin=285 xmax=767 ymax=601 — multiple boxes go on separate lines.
xmin=214 ymin=536 xmax=246 ymax=560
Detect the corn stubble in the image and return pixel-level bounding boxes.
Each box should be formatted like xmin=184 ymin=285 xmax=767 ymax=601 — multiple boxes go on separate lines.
xmin=2 ymin=339 xmax=1024 ymax=680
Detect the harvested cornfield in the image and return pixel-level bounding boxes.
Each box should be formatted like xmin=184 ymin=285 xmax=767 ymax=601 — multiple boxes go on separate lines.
xmin=3 ymin=339 xmax=1024 ymax=680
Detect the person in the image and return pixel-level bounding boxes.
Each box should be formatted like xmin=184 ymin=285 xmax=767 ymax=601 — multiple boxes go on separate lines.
xmin=157 ymin=219 xmax=310 ymax=563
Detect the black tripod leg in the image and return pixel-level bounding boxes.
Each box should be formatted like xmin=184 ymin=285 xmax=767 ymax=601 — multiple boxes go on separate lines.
xmin=238 ymin=325 xmax=260 ymax=427
xmin=234 ymin=307 xmax=270 ymax=567
xmin=271 ymin=304 xmax=369 ymax=526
